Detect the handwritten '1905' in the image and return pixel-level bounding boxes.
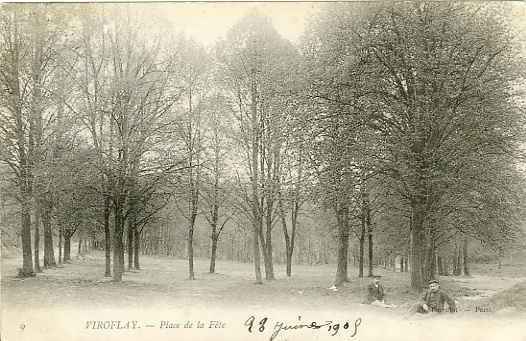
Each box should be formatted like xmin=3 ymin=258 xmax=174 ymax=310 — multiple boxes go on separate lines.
xmin=245 ymin=315 xmax=361 ymax=341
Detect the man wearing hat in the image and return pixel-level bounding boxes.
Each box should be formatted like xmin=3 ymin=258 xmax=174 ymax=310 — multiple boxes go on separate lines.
xmin=413 ymin=279 xmax=457 ymax=314
xmin=366 ymin=275 xmax=396 ymax=308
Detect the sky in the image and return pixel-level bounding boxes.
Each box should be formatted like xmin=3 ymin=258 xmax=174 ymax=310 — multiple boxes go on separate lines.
xmin=137 ymin=2 xmax=320 ymax=46
xmin=109 ymin=2 xmax=526 ymax=49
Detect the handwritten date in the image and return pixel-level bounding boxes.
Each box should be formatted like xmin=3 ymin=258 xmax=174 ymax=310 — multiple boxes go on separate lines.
xmin=245 ymin=315 xmax=361 ymax=341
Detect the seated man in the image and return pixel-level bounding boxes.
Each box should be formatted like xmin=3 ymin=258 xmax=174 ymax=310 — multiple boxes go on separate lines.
xmin=366 ymin=275 xmax=396 ymax=308
xmin=412 ymin=279 xmax=457 ymax=314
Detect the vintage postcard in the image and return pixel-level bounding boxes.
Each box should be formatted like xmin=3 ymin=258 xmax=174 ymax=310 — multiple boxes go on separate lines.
xmin=1 ymin=2 xmax=526 ymax=341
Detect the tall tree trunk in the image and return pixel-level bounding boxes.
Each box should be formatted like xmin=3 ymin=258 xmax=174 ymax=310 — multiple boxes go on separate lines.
xmin=34 ymin=201 xmax=42 ymax=273
xmin=278 ymin=191 xmax=297 ymax=277
xmin=358 ymin=206 xmax=366 ymax=278
xmin=288 ymin=201 xmax=299 ymax=277
xmin=424 ymin=242 xmax=436 ymax=282
xmin=78 ymin=231 xmax=83 ymax=256
xmin=264 ymin=202 xmax=275 ymax=280
xmin=104 ymin=196 xmax=111 ymax=277
xmin=280 ymin=209 xmax=292 ymax=277
xmin=365 ymin=192 xmax=373 ymax=277
xmin=463 ymin=237 xmax=470 ymax=277
xmin=281 ymin=143 xmax=303 ymax=277
xmin=209 ymin=233 xmax=219 ymax=273
xmin=113 ymin=194 xmax=125 ymax=282
xmin=127 ymin=214 xmax=134 ymax=270
xmin=285 ymin=222 xmax=296 ymax=277
xmin=208 ymin=209 xmax=228 ymax=274
xmin=251 ymin=81 xmax=263 ymax=284
xmin=63 ymin=231 xmax=71 ymax=262
xmin=133 ymin=225 xmax=140 ymax=270
xmin=18 ymin=150 xmax=34 ymax=277
xmin=187 ymin=164 xmax=199 ymax=279
xmin=253 ymin=218 xmax=263 ymax=284
xmin=410 ymin=198 xmax=426 ymax=293
xmin=17 ymin=197 xmax=33 ymax=276
xmin=58 ymin=225 xmax=62 ymax=264
xmin=188 ymin=210 xmax=197 ymax=280
xmin=7 ymin=9 xmax=34 ymax=277
xmin=453 ymin=245 xmax=462 ymax=276
xmin=208 ymin=203 xmax=219 ymax=274
xmin=334 ymin=206 xmax=350 ymax=286
xmin=452 ymin=252 xmax=457 ymax=275
xmin=257 ymin=219 xmax=268 ymax=272
xmin=42 ymin=199 xmax=56 ymax=268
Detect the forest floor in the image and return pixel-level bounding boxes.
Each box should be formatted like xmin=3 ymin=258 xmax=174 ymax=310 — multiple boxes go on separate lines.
xmin=2 ymin=247 xmax=526 ymax=341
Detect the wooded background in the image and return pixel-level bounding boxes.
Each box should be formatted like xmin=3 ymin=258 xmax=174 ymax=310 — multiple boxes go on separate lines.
xmin=1 ymin=2 xmax=525 ymax=292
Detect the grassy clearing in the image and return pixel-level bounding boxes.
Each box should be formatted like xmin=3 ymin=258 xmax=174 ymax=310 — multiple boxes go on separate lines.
xmin=3 ymin=249 xmax=526 ymax=341
xmin=2 ymin=249 xmax=524 ymax=314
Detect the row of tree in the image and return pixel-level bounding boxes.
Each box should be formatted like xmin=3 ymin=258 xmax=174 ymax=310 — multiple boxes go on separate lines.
xmin=1 ymin=2 xmax=525 ymax=292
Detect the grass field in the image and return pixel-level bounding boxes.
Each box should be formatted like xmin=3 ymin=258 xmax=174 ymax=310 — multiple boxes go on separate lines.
xmin=2 ymin=248 xmax=526 ymax=341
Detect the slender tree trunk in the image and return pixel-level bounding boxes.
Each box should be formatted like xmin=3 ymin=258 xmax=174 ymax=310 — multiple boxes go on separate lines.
xmin=253 ymin=218 xmax=263 ymax=284
xmin=8 ymin=14 xmax=34 ymax=277
xmin=264 ymin=204 xmax=275 ymax=280
xmin=104 ymin=196 xmax=111 ymax=277
xmin=127 ymin=215 xmax=134 ymax=270
xmin=423 ymin=230 xmax=436 ymax=282
xmin=288 ymin=203 xmax=299 ymax=277
xmin=335 ymin=206 xmax=350 ymax=286
xmin=58 ymin=225 xmax=62 ymax=264
xmin=34 ymin=201 xmax=42 ymax=273
xmin=78 ymin=231 xmax=83 ymax=256
xmin=113 ymin=194 xmax=125 ymax=282
xmin=410 ymin=199 xmax=426 ymax=293
xmin=42 ymin=199 xmax=56 ymax=268
xmin=425 ymin=244 xmax=436 ymax=282
xmin=208 ymin=202 xmax=219 ymax=274
xmin=453 ymin=245 xmax=462 ymax=276
xmin=209 ymin=234 xmax=218 ymax=273
xmin=359 ymin=206 xmax=366 ymax=278
xmin=285 ymin=248 xmax=293 ymax=276
xmin=188 ymin=210 xmax=197 ymax=280
xmin=257 ymin=219 xmax=268 ymax=270
xmin=280 ymin=212 xmax=292 ymax=277
xmin=279 ymin=194 xmax=296 ymax=277
xmin=463 ymin=237 xmax=470 ymax=276
xmin=19 ymin=191 xmax=34 ymax=276
xmin=187 ymin=164 xmax=199 ymax=279
xmin=133 ymin=226 xmax=140 ymax=270
xmin=63 ymin=231 xmax=71 ymax=262
xmin=251 ymin=81 xmax=262 ymax=284
xmin=365 ymin=193 xmax=373 ymax=277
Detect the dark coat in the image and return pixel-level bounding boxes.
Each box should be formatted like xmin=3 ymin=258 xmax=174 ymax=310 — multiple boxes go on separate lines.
xmin=422 ymin=289 xmax=456 ymax=312
xmin=367 ymin=283 xmax=386 ymax=303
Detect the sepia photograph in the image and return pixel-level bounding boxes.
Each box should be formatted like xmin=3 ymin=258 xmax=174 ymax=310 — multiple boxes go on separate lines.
xmin=1 ymin=2 xmax=526 ymax=340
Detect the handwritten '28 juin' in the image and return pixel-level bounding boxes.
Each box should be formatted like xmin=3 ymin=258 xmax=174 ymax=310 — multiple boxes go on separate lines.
xmin=244 ymin=315 xmax=362 ymax=341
